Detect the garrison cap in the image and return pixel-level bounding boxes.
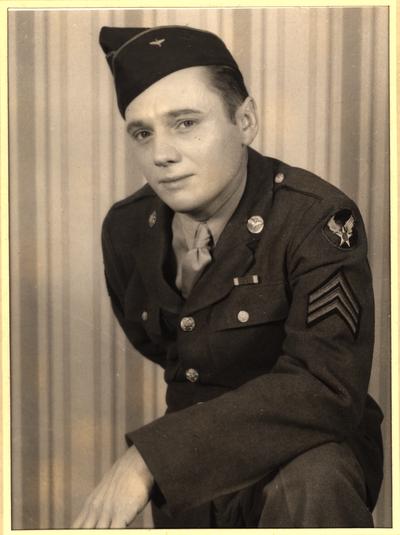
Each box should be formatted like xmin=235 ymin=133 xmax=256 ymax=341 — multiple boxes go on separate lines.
xmin=99 ymin=25 xmax=245 ymax=118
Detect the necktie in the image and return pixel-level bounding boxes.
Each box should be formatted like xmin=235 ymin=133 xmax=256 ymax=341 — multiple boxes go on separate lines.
xmin=181 ymin=222 xmax=213 ymax=298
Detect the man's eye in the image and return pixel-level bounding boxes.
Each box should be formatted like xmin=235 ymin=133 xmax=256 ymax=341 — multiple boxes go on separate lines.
xmin=176 ymin=119 xmax=197 ymax=130
xmin=131 ymin=130 xmax=152 ymax=141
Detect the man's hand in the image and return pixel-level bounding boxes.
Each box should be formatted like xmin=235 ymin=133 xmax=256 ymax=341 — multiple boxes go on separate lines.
xmin=72 ymin=445 xmax=154 ymax=529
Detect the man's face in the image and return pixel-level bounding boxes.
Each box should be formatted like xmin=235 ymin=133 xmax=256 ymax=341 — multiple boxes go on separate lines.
xmin=125 ymin=66 xmax=256 ymax=219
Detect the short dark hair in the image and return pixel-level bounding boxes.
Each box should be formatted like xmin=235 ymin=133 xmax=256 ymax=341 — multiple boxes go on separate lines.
xmin=205 ymin=65 xmax=249 ymax=122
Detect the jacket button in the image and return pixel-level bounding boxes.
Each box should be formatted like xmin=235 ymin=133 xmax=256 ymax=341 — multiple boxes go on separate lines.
xmin=141 ymin=311 xmax=148 ymax=321
xmin=237 ymin=310 xmax=250 ymax=323
xmin=274 ymin=172 xmax=285 ymax=184
xmin=180 ymin=316 xmax=196 ymax=331
xmin=148 ymin=210 xmax=157 ymax=227
xmin=185 ymin=368 xmax=199 ymax=383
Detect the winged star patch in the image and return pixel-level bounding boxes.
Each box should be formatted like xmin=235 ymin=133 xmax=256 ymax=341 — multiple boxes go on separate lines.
xmin=324 ymin=209 xmax=357 ymax=249
xmin=307 ymin=270 xmax=361 ymax=337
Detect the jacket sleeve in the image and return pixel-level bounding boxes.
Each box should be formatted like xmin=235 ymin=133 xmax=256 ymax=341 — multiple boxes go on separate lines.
xmin=126 ymin=197 xmax=380 ymax=514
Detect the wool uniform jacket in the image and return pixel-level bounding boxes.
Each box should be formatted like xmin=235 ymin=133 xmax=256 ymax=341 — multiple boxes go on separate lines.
xmin=101 ymin=147 xmax=383 ymax=516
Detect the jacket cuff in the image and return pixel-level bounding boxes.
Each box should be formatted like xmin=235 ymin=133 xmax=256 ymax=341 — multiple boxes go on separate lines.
xmin=125 ymin=418 xmax=193 ymax=515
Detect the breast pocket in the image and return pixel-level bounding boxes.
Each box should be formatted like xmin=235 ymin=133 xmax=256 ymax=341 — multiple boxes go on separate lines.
xmin=211 ymin=282 xmax=290 ymax=330
xmin=208 ymin=283 xmax=290 ymax=382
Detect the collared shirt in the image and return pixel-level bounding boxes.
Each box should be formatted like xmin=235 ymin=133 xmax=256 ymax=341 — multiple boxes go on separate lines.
xmin=172 ymin=175 xmax=247 ymax=293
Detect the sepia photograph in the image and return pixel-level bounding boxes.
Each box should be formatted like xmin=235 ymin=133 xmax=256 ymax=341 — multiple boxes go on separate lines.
xmin=2 ymin=3 xmax=395 ymax=531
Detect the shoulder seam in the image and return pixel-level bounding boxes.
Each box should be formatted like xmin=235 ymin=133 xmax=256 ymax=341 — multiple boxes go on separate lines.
xmin=277 ymin=184 xmax=325 ymax=201
xmin=276 ymin=163 xmax=351 ymax=204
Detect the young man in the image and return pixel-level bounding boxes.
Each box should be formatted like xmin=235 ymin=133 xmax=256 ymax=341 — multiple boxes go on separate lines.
xmin=73 ymin=25 xmax=383 ymax=529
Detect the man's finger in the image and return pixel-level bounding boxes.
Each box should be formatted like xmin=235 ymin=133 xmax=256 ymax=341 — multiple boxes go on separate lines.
xmin=81 ymin=505 xmax=101 ymax=529
xmin=72 ymin=490 xmax=102 ymax=529
xmin=110 ymin=512 xmax=132 ymax=529
xmin=95 ymin=508 xmax=112 ymax=529
xmin=72 ymin=506 xmax=89 ymax=529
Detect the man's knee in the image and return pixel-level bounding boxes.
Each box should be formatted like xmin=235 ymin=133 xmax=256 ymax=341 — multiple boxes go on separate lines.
xmin=259 ymin=442 xmax=373 ymax=528
xmin=280 ymin=441 xmax=367 ymax=499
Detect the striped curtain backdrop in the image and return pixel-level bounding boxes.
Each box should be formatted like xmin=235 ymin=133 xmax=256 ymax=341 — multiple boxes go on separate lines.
xmin=8 ymin=7 xmax=390 ymax=529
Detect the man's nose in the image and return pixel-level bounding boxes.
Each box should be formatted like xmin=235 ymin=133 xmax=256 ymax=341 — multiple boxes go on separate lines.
xmin=153 ymin=134 xmax=180 ymax=167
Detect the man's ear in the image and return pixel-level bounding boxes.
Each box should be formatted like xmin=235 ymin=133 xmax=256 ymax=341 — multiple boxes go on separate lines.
xmin=236 ymin=96 xmax=258 ymax=146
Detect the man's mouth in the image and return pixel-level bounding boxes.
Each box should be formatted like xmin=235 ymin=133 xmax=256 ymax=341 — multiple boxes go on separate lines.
xmin=159 ymin=174 xmax=193 ymax=184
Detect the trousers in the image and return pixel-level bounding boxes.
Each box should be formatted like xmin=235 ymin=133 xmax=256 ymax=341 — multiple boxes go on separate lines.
xmin=151 ymin=441 xmax=374 ymax=528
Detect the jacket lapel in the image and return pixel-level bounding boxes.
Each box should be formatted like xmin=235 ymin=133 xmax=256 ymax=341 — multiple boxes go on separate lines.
xmin=134 ymin=196 xmax=184 ymax=313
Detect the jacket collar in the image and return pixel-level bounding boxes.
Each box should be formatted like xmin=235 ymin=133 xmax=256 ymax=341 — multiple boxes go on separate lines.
xmin=134 ymin=148 xmax=277 ymax=314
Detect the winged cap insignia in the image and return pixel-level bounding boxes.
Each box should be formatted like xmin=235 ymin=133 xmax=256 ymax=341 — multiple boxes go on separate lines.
xmin=327 ymin=214 xmax=355 ymax=247
xmin=149 ymin=38 xmax=166 ymax=48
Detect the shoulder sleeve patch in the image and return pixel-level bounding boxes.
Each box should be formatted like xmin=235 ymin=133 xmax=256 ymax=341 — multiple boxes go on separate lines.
xmin=306 ymin=270 xmax=361 ymax=337
xmin=323 ymin=209 xmax=357 ymax=249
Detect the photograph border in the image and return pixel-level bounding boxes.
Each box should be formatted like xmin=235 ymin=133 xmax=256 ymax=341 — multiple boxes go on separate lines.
xmin=0 ymin=0 xmax=398 ymax=533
